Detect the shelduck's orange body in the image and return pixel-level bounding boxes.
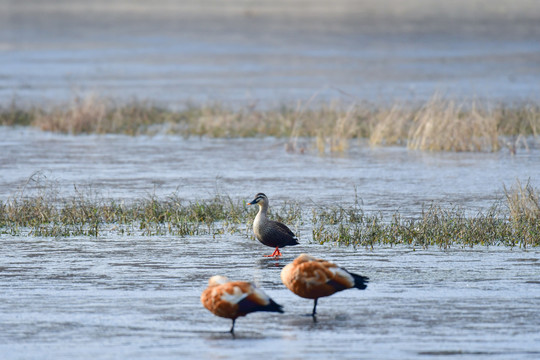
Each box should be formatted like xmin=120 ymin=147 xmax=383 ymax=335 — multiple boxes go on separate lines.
xmin=281 ymin=254 xmax=369 ymax=316
xmin=201 ymin=275 xmax=283 ymax=333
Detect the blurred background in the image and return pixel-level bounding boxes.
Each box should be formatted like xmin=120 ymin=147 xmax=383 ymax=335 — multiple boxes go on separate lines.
xmin=2 ymin=0 xmax=539 ymax=109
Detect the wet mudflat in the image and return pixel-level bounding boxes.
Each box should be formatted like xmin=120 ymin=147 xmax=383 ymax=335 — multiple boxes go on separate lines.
xmin=1 ymin=234 xmax=539 ymax=360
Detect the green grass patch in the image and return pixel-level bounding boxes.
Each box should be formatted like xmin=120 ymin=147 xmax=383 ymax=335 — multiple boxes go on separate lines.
xmin=312 ymin=203 xmax=539 ymax=249
xmin=0 ymin=179 xmax=303 ymax=238
xmin=1 ymin=180 xmax=538 ymax=248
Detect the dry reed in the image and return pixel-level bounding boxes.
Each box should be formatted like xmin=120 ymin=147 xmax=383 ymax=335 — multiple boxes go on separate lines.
xmin=1 ymin=94 xmax=539 ymax=154
xmin=504 ymin=178 xmax=540 ymax=222
xmin=407 ymin=97 xmax=500 ymax=152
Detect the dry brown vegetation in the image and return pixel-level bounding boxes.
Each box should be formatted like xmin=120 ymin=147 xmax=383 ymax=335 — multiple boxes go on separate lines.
xmin=504 ymin=179 xmax=540 ymax=222
xmin=1 ymin=95 xmax=539 ymax=153
xmin=369 ymin=96 xmax=539 ymax=152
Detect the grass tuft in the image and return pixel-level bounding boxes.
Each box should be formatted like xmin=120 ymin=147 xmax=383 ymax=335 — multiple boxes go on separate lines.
xmin=311 ymin=201 xmax=539 ymax=249
xmin=407 ymin=97 xmax=500 ymax=152
xmin=504 ymin=178 xmax=540 ymax=223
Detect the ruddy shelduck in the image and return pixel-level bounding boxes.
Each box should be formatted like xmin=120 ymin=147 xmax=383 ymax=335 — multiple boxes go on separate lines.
xmin=281 ymin=254 xmax=369 ymax=317
xmin=201 ymin=275 xmax=284 ymax=333
xmin=247 ymin=193 xmax=299 ymax=257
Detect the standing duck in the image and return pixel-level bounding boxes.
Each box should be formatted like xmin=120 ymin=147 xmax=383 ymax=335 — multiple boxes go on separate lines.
xmin=201 ymin=275 xmax=284 ymax=333
xmin=247 ymin=193 xmax=299 ymax=257
xmin=281 ymin=254 xmax=369 ymax=317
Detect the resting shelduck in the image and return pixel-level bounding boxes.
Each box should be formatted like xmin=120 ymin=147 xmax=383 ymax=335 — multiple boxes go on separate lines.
xmin=201 ymin=275 xmax=284 ymax=333
xmin=281 ymin=253 xmax=369 ymax=317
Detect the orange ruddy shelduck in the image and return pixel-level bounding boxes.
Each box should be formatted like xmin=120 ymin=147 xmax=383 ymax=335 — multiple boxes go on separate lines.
xmin=281 ymin=254 xmax=369 ymax=317
xmin=201 ymin=275 xmax=284 ymax=333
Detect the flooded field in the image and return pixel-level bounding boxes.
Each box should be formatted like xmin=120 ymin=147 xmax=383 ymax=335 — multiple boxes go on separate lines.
xmin=1 ymin=127 xmax=540 ymax=358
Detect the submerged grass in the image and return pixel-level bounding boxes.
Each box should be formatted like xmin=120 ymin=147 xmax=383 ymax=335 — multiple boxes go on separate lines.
xmin=311 ymin=180 xmax=540 ymax=249
xmin=311 ymin=203 xmax=539 ymax=249
xmin=2 ymin=95 xmax=539 ymax=153
xmin=1 ymin=179 xmax=539 ymax=248
xmin=0 ymin=176 xmax=303 ymax=238
xmin=0 ymin=192 xmax=251 ymax=237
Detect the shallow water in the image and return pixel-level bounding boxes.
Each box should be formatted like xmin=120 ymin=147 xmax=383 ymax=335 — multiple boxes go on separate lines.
xmin=1 ymin=127 xmax=539 ymax=216
xmin=1 ymin=234 xmax=539 ymax=360
xmin=1 ymin=126 xmax=540 ymax=358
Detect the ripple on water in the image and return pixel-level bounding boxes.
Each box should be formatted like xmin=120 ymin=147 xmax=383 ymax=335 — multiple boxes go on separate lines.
xmin=0 ymin=235 xmax=539 ymax=359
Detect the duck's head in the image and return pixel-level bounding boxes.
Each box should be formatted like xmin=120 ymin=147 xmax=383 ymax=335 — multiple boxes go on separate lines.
xmin=247 ymin=193 xmax=268 ymax=206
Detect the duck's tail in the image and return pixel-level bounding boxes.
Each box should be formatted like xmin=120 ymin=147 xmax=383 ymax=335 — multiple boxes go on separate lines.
xmin=350 ymin=272 xmax=369 ymax=290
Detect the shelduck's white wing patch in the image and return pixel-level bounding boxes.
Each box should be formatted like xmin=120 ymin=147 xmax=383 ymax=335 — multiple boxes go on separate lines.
xmin=250 ymin=286 xmax=271 ymax=306
xmin=302 ymin=268 xmax=327 ymax=288
xmin=220 ymin=285 xmax=249 ymax=305
xmin=328 ymin=266 xmax=355 ymax=289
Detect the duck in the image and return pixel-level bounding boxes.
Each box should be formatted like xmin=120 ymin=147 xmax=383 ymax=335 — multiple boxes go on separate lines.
xmin=247 ymin=193 xmax=299 ymax=257
xmin=201 ymin=275 xmax=284 ymax=333
xmin=281 ymin=253 xmax=369 ymax=317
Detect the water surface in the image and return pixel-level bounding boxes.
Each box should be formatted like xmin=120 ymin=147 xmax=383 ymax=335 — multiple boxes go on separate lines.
xmin=1 ymin=128 xmax=540 ymax=359
xmin=1 ymin=127 xmax=539 ymax=216
xmin=1 ymin=235 xmax=539 ymax=359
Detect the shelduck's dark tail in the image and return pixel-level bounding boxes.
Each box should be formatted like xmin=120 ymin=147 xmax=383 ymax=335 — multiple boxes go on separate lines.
xmin=265 ymin=298 xmax=285 ymax=313
xmin=348 ymin=270 xmax=369 ymax=290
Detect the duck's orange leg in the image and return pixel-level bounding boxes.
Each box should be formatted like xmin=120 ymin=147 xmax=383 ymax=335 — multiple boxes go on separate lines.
xmin=263 ymin=247 xmax=282 ymax=258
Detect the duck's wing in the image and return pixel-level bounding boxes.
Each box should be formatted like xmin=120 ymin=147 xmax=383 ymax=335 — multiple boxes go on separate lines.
xmin=236 ymin=283 xmax=283 ymax=315
xmin=270 ymin=220 xmax=299 ymax=245
xmin=322 ymin=261 xmax=369 ymax=291
xmin=325 ymin=265 xmax=357 ymax=291
xmin=215 ymin=281 xmax=283 ymax=316
xmin=270 ymin=220 xmax=296 ymax=237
